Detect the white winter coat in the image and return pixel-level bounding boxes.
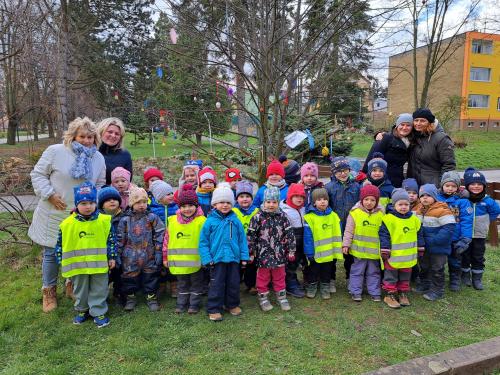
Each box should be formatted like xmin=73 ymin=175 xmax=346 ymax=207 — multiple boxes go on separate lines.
xmin=28 ymin=143 xmax=106 ymax=247
xmin=279 ymin=200 xmax=305 ymax=229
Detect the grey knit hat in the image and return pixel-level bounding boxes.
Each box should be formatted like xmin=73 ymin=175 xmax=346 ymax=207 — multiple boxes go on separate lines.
xmin=419 ymin=184 xmax=439 ymax=201
xmin=391 ymin=188 xmax=410 ymax=204
xmin=211 ymin=183 xmax=235 ymax=206
xmin=263 ymin=186 xmax=280 ymax=202
xmin=396 ymin=113 xmax=413 ymax=127
xmin=440 ymin=171 xmax=461 ymax=188
xmin=235 ymin=180 xmax=254 ymax=198
xmin=150 ymin=180 xmax=173 ymax=201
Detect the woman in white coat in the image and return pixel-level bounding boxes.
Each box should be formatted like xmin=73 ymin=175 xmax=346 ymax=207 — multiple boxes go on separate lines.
xmin=29 ymin=117 xmax=106 ymax=312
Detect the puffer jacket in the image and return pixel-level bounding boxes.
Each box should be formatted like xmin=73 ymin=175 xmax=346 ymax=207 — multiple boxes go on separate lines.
xmin=116 ymin=209 xmax=165 ymax=276
xmin=324 ymin=176 xmax=360 ymax=232
xmin=279 ymin=200 xmax=305 ymax=229
xmin=414 ymin=202 xmax=456 ymax=255
xmin=28 ymin=143 xmax=106 ymax=248
xmin=342 ymin=201 xmax=385 ymax=248
xmin=379 ymin=204 xmax=425 ymax=250
xmin=407 ymin=127 xmax=455 ymax=187
xmin=468 ymin=196 xmax=500 ymax=238
xmin=198 ymin=209 xmax=249 ymax=265
xmin=247 ymin=208 xmax=296 ymax=268
xmin=437 ymin=192 xmax=473 ymax=242
xmin=147 ymin=191 xmax=166 ymax=224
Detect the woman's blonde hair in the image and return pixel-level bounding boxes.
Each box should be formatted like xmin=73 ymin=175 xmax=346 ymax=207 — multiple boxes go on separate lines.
xmin=97 ymin=117 xmax=126 ymax=149
xmin=63 ymin=117 xmax=100 ymax=147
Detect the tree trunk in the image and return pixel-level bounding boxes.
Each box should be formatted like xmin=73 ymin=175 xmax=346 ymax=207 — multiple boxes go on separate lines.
xmin=412 ymin=0 xmax=419 ymax=110
xmin=6 ymin=113 xmax=19 ymax=145
xmin=195 ymin=132 xmax=202 ymax=146
xmin=234 ymin=7 xmax=248 ymax=149
xmin=55 ymin=0 xmax=69 ymax=137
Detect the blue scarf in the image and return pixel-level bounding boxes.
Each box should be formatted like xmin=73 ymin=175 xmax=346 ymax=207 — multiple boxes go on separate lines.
xmin=70 ymin=141 xmax=97 ymax=180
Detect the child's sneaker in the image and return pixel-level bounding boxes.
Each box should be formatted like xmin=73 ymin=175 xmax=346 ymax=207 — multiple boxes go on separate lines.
xmin=73 ymin=311 xmax=89 ymax=325
xmin=305 ymin=283 xmax=317 ymax=299
xmin=146 ymin=294 xmax=160 ymax=312
xmin=93 ymin=315 xmax=110 ymax=328
xmin=124 ymin=294 xmax=136 ymax=311
xmin=276 ymin=290 xmax=291 ymax=311
xmin=398 ymin=292 xmax=410 ymax=306
xmin=351 ymin=294 xmax=362 ymax=302
xmin=229 ymin=306 xmax=242 ymax=316
xmin=423 ymin=291 xmax=443 ymax=301
xmin=258 ymin=292 xmax=273 ymax=312
xmin=320 ymin=283 xmax=331 ymax=300
xmin=370 ymin=295 xmax=382 ymax=302
xmin=383 ymin=294 xmax=400 ymax=309
xmin=209 ymin=312 xmax=223 ymax=322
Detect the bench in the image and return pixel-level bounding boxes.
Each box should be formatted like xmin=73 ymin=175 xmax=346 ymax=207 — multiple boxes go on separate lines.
xmin=487 ymin=182 xmax=500 ymax=247
xmin=318 ymin=165 xmax=331 ymax=178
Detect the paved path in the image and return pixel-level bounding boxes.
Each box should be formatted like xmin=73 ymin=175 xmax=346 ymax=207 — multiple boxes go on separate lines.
xmin=0 ymin=134 xmax=49 ymax=144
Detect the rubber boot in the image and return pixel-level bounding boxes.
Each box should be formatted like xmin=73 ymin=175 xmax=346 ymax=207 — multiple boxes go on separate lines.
xmin=449 ymin=269 xmax=461 ymax=292
xmin=258 ymin=292 xmax=273 ymax=312
xmin=124 ymin=294 xmax=137 ymax=311
xmin=472 ymin=272 xmax=483 ymax=290
xmin=276 ymin=290 xmax=291 ymax=311
xmin=42 ymin=286 xmax=57 ymax=313
xmin=461 ymin=270 xmax=472 ymax=287
xmin=146 ymin=294 xmax=161 ymax=312
xmin=305 ymin=283 xmax=318 ymax=299
xmin=320 ymin=283 xmax=331 ymax=300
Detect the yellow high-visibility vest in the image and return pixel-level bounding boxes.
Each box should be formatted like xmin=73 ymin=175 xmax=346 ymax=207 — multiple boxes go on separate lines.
xmin=349 ymin=208 xmax=383 ymax=260
xmin=304 ymin=211 xmax=343 ymax=263
xmin=60 ymin=213 xmax=111 ymax=278
xmin=379 ymin=197 xmax=391 ymax=208
xmin=232 ymin=207 xmax=259 ymax=233
xmin=382 ymin=213 xmax=421 ymax=269
xmin=167 ymin=215 xmax=206 ymax=275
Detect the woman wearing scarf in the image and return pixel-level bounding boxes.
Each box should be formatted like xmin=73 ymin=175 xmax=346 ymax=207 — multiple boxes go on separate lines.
xmin=29 ymin=117 xmax=106 ymax=312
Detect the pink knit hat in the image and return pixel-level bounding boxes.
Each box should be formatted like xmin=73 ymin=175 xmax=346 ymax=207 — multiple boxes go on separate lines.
xmin=300 ymin=162 xmax=319 ymax=179
xmin=111 ymin=167 xmax=131 ymax=183
xmin=198 ymin=167 xmax=218 ymax=185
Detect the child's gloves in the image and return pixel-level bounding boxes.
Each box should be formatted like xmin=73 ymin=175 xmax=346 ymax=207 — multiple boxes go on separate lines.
xmin=380 ymin=249 xmax=390 ymax=261
xmin=454 ymin=238 xmax=471 ymax=255
xmin=342 ymin=246 xmax=349 ymax=255
xmin=108 ymin=259 xmax=116 ymax=269
xmin=418 ymin=247 xmax=425 ymax=257
xmin=241 ymin=261 xmax=247 ymax=267
xmin=288 ymin=253 xmax=296 ymax=262
xmin=154 ymin=252 xmax=162 ymax=266
xmin=163 ymin=260 xmax=168 ymax=268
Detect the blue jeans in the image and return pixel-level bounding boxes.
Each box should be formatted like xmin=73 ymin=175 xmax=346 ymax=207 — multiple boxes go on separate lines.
xmin=42 ymin=246 xmax=59 ymax=288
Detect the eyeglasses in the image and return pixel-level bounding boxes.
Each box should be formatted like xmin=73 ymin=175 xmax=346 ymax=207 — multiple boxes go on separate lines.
xmin=335 ymin=169 xmax=350 ymax=175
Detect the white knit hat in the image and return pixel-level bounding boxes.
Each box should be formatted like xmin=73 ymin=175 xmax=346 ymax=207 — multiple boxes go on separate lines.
xmin=150 ymin=180 xmax=173 ymax=201
xmin=211 ymin=182 xmax=235 ymax=206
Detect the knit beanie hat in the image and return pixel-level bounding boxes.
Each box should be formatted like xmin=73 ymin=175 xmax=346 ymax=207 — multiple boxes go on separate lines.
xmin=391 ymin=188 xmax=410 ymax=204
xmin=263 ymin=186 xmax=280 ymax=202
xmin=143 ymin=167 xmax=164 ymax=184
xmin=198 ymin=166 xmax=217 ymax=185
xmin=74 ymin=181 xmax=97 ymax=206
xmin=266 ymin=159 xmax=285 ymax=178
xmin=312 ymin=188 xmax=329 ymax=203
xmin=419 ymin=183 xmax=439 ymax=201
xmin=178 ymin=183 xmax=198 ymax=206
xmin=300 ymin=162 xmax=319 ymax=179
xmin=360 ymin=185 xmax=380 ymax=205
xmin=412 ymin=108 xmax=435 ymax=123
xmin=111 ymin=167 xmax=131 ymax=183
xmin=186 ymin=159 xmax=203 ymax=169
xmin=396 ymin=113 xmax=413 ymax=127
xmin=402 ymin=178 xmax=418 ymax=193
xmin=235 ymin=180 xmax=254 ymax=198
xmin=97 ymin=186 xmax=122 ymax=209
xmin=367 ymin=152 xmax=387 ymax=174
xmin=150 ymin=180 xmax=174 ymax=201
xmin=211 ymin=183 xmax=235 ymax=206
xmin=129 ymin=187 xmax=148 ymax=207
xmin=225 ymin=168 xmax=242 ymax=183
xmin=463 ymin=167 xmax=486 ymax=187
xmin=440 ymin=171 xmax=461 ymax=188
xmin=281 ymin=158 xmax=301 ymax=185
xmin=286 ymin=183 xmax=306 ymax=208
xmin=331 ymin=156 xmax=350 ymax=174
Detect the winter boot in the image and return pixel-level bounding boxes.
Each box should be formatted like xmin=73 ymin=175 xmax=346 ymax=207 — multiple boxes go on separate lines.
xmin=258 ymin=292 xmax=273 ymax=312
xmin=42 ymin=286 xmax=57 ymax=313
xmin=329 ymin=280 xmax=337 ymax=293
xmin=146 ymin=294 xmax=161 ymax=312
xmin=461 ymin=270 xmax=472 ymax=287
xmin=472 ymin=272 xmax=484 ymax=290
xmin=65 ymin=279 xmax=75 ymax=301
xmin=383 ymin=293 xmax=400 ymax=309
xmin=170 ymin=281 xmax=178 ymax=298
xmin=398 ymin=292 xmax=410 ymax=306
xmin=124 ymin=294 xmax=137 ymax=311
xmin=448 ymin=269 xmax=461 ymax=292
xmin=286 ymin=279 xmax=305 ymax=298
xmin=320 ymin=283 xmax=331 ymax=300
xmin=305 ymin=283 xmax=318 ymax=298
xmin=276 ymin=290 xmax=291 ymax=311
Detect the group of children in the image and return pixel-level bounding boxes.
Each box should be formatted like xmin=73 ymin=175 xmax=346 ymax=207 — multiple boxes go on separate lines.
xmin=55 ymin=154 xmax=500 ymax=327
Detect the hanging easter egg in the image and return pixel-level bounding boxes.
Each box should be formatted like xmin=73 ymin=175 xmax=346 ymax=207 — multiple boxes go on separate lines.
xmin=215 ymin=101 xmax=221 ymax=109
xmin=283 ymin=96 xmax=289 ymax=105
xmin=170 ymin=28 xmax=178 ymax=44
xmin=113 ymin=91 xmax=119 ymax=101
xmin=200 ymin=98 xmax=204 ymax=104
xmin=156 ymin=66 xmax=163 ymax=78
xmin=193 ymin=96 xmax=197 ymax=102
xmin=227 ymin=87 xmax=234 ymax=97
xmin=259 ymin=107 xmax=264 ymax=113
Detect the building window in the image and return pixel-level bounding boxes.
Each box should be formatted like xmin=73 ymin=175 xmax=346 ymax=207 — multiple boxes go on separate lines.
xmin=479 ymin=122 xmax=486 ymax=128
xmin=468 ymin=94 xmax=489 ymax=108
xmin=467 ymin=121 xmax=474 ymax=128
xmin=493 ymin=122 xmax=499 ymax=128
xmin=472 ymin=39 xmax=493 ymax=54
xmin=498 ymin=97 xmax=500 ymax=111
xmin=470 ymin=67 xmax=491 ymax=82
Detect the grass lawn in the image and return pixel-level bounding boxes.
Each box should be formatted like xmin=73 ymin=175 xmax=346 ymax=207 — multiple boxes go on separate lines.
xmin=1 ymin=242 xmax=499 ymax=374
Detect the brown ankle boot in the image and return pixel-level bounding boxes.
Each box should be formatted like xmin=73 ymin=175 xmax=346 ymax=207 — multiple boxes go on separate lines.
xmin=170 ymin=281 xmax=178 ymax=298
xmin=384 ymin=293 xmax=401 ymax=309
xmin=65 ymin=279 xmax=75 ymax=301
xmin=42 ymin=286 xmax=57 ymax=313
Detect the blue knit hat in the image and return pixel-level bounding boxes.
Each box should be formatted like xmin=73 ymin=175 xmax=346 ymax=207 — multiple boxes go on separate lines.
xmin=235 ymin=180 xmax=254 ymax=198
xmin=463 ymin=167 xmax=486 ymax=187
xmin=74 ymin=181 xmax=97 ymax=206
xmin=97 ymin=186 xmax=121 ymax=209
xmin=396 ymin=113 xmax=413 ymax=127
xmin=402 ymin=178 xmax=418 ymax=193
xmin=419 ymin=183 xmax=439 ymax=201
xmin=263 ymin=186 xmax=280 ymax=202
xmin=331 ymin=156 xmax=350 ymax=174
xmin=367 ymin=152 xmax=387 ymax=175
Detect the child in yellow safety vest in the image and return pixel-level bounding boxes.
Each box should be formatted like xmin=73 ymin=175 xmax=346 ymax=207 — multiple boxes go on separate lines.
xmin=379 ymin=188 xmax=425 ymax=309
xmin=303 ymin=188 xmax=343 ymax=300
xmin=55 ymin=181 xmax=116 ymax=328
xmin=342 ymin=185 xmax=384 ymax=302
xmin=162 ymin=184 xmax=206 ymax=314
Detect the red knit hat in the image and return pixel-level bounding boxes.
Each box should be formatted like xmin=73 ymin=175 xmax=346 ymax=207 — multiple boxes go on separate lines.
xmin=286 ymin=183 xmax=306 ymax=208
xmin=198 ymin=167 xmax=217 ymax=185
xmin=143 ymin=168 xmax=164 ymax=184
xmin=225 ymin=168 xmax=242 ymax=182
xmin=360 ymin=184 xmax=380 ymax=205
xmin=266 ymin=159 xmax=285 ymax=178
xmin=178 ymin=184 xmax=198 ymax=206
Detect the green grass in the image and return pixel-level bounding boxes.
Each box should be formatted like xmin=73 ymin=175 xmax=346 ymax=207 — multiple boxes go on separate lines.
xmin=1 ymin=243 xmax=500 ymax=374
